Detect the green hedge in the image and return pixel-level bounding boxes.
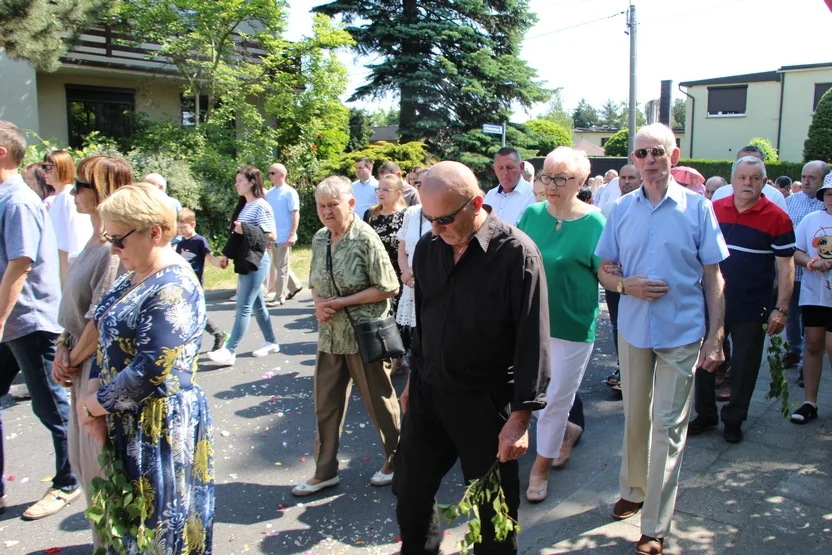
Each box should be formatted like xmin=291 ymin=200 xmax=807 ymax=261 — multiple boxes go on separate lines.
xmin=677 ymin=159 xmax=804 ymax=181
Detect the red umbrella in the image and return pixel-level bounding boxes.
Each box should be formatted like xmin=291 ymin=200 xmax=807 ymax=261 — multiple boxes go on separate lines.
xmin=671 ymin=166 xmax=705 ymax=187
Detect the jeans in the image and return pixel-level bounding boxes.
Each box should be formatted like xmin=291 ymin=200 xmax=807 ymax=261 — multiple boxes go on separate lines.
xmin=786 ymin=280 xmax=803 ymax=356
xmin=227 ymin=253 xmax=276 ymax=353
xmin=0 ymin=331 xmax=79 ymax=496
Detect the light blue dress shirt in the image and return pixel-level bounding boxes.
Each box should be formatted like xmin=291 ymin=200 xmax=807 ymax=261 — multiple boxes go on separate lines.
xmin=595 ymin=180 xmax=729 ymax=350
xmin=266 ymin=184 xmax=300 ymax=244
xmin=352 ymin=177 xmax=379 ymax=221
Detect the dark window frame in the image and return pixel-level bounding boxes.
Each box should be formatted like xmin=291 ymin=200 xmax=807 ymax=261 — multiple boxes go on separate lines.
xmin=65 ymin=85 xmax=135 ymax=148
xmin=814 ymin=83 xmax=832 ymax=112
xmin=707 ymin=85 xmax=748 ymax=116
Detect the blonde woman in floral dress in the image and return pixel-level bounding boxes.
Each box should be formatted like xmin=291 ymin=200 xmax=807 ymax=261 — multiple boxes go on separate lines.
xmin=76 ymin=184 xmax=214 ymax=554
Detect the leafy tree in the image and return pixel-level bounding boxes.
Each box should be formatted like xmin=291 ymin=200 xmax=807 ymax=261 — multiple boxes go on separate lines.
xmin=541 ymin=88 xmax=574 ymax=130
xmin=804 ymin=89 xmax=832 ymax=163
xmin=370 ymin=108 xmax=400 ymax=127
xmin=619 ymin=103 xmax=647 ymax=128
xmin=600 ymin=99 xmax=624 ymax=128
xmin=572 ymin=99 xmax=600 ymax=128
xmin=347 ymin=108 xmax=375 ymax=152
xmin=525 ymin=119 xmax=572 ymax=155
xmin=604 ymin=129 xmax=629 ymax=157
xmin=747 ymin=137 xmax=778 ymax=163
xmin=0 ymin=0 xmax=110 ymax=72
xmin=672 ymin=98 xmax=686 ymax=130
xmin=314 ymin=0 xmax=549 ymax=152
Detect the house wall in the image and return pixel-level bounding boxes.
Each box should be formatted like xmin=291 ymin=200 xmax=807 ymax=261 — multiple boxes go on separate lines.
xmin=682 ymin=81 xmax=781 ymax=160
xmin=573 ymin=131 xmax=612 ymax=147
xmin=0 ymin=54 xmax=40 ymax=135
xmin=36 ymin=70 xmax=183 ymax=144
xmin=779 ymin=67 xmax=832 ymax=162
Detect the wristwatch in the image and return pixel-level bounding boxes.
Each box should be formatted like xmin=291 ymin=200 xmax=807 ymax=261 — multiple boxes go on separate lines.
xmin=616 ymin=278 xmax=626 ymax=295
xmin=774 ymin=307 xmax=788 ymax=316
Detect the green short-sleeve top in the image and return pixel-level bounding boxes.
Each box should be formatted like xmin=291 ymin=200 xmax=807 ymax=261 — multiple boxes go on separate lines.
xmin=517 ymin=202 xmax=606 ymax=343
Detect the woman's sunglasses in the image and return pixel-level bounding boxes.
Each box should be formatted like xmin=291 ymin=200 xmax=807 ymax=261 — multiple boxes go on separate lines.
xmin=102 ymin=229 xmax=137 ymax=249
xmin=633 ymin=147 xmax=668 ymax=159
xmin=42 ymin=164 xmax=55 ymax=172
xmin=72 ymin=179 xmax=93 ymax=193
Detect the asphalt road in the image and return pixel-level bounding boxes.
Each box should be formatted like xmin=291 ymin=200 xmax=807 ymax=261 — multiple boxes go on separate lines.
xmin=0 ymin=289 xmax=626 ymax=554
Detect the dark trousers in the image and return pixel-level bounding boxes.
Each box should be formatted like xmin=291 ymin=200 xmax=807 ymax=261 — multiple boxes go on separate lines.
xmin=786 ymin=280 xmax=803 ymax=356
xmin=567 ymin=391 xmax=584 ymax=429
xmin=0 ymin=331 xmax=78 ymax=495
xmin=205 ymin=318 xmax=223 ymax=337
xmin=694 ymin=322 xmax=766 ymax=425
xmin=605 ymin=290 xmax=621 ymax=358
xmin=394 ymin=378 xmax=519 ymax=555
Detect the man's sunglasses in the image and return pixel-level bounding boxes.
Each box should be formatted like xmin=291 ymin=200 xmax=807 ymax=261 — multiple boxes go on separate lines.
xmin=633 ymin=147 xmax=668 ymax=159
xmin=73 ymin=179 xmax=93 ymax=193
xmin=102 ymin=229 xmax=137 ymax=249
xmin=423 ymin=197 xmax=474 ymax=226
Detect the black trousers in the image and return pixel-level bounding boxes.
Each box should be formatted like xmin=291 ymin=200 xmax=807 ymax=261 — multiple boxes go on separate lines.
xmin=695 ymin=321 xmax=766 ymax=425
xmin=568 ymin=391 xmax=585 ymax=430
xmin=394 ymin=377 xmax=520 ymax=555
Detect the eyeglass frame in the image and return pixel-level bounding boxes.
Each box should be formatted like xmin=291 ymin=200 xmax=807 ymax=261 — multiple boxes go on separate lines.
xmin=632 ymin=147 xmax=668 ymax=159
xmin=423 ymin=196 xmax=475 ymax=226
xmin=102 ymin=229 xmax=137 ymax=249
xmin=539 ymin=174 xmax=577 ymax=188
xmin=42 ymin=164 xmax=56 ymax=172
xmin=72 ymin=178 xmax=94 ymax=193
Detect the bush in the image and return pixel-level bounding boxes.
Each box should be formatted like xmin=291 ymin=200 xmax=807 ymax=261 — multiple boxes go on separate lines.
xmin=125 ymin=150 xmax=202 ymax=211
xmin=525 ymin=119 xmax=572 ymax=155
xmin=604 ymin=129 xmax=629 ymax=156
xmin=319 ymin=141 xmax=430 ymax=179
xmin=747 ymin=137 xmax=778 ymax=162
xmin=677 ymin=159 xmax=804 ymax=181
xmin=804 ymin=88 xmax=832 ymax=163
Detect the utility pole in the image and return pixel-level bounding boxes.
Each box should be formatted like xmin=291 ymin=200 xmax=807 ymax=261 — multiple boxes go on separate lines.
xmin=626 ymin=2 xmax=637 ymax=154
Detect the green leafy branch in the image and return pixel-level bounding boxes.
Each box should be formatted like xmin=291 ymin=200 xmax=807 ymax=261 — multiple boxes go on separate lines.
xmin=436 ymin=461 xmax=519 ymax=554
xmin=86 ymin=438 xmax=155 ymax=555
xmin=763 ymin=324 xmax=791 ymax=417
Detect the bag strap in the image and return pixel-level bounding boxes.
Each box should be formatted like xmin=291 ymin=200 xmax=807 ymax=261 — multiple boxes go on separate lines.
xmin=326 ymin=231 xmax=358 ymax=329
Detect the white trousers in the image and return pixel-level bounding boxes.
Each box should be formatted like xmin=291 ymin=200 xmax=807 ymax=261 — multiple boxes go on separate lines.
xmin=535 ymin=337 xmax=594 ymax=459
xmin=618 ymin=334 xmax=700 ymax=539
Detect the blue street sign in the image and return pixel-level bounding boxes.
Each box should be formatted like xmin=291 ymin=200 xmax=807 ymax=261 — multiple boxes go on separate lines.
xmin=482 ymin=124 xmax=503 ymax=135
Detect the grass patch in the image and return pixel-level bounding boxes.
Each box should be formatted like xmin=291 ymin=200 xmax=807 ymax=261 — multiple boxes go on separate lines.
xmin=203 ymin=245 xmax=312 ymax=291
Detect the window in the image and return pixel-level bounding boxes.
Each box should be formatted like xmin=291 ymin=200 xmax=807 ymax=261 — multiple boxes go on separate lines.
xmin=707 ymin=85 xmax=747 ymax=116
xmin=66 ymin=86 xmax=135 ymax=148
xmin=814 ymin=83 xmax=832 ymax=111
xmin=181 ymin=94 xmax=209 ymax=126
xmin=601 ymin=138 xmax=609 ymax=146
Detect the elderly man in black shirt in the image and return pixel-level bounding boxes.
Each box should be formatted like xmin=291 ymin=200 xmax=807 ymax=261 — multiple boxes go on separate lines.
xmin=394 ymin=161 xmax=551 ymax=554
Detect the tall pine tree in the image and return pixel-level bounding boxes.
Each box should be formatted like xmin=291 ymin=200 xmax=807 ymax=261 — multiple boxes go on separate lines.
xmin=314 ymin=0 xmax=548 ymax=152
xmin=0 ymin=0 xmax=110 ymax=72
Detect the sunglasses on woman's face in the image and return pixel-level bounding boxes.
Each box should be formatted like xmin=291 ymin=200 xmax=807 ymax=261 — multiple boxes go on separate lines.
xmin=102 ymin=229 xmax=137 ymax=249
xmin=633 ymin=147 xmax=668 ymax=159
xmin=42 ymin=164 xmax=55 ymax=172
xmin=72 ymin=179 xmax=93 ymax=193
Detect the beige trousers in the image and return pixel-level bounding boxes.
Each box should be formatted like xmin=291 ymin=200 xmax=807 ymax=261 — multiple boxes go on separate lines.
xmin=67 ymin=357 xmax=103 ymax=546
xmin=313 ymin=351 xmax=401 ymax=480
xmin=268 ymin=243 xmax=302 ymax=300
xmin=618 ymin=334 xmax=701 ymax=539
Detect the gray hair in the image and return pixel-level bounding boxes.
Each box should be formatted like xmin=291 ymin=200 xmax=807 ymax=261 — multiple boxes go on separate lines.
xmin=522 ymin=161 xmax=534 ymax=180
xmin=315 ymin=175 xmax=353 ymax=200
xmin=731 ymin=156 xmax=767 ymax=180
xmin=144 ymin=173 xmax=167 ymax=191
xmin=544 ymin=147 xmax=592 ymax=182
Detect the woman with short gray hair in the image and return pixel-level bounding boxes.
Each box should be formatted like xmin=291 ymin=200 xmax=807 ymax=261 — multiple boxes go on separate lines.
xmin=292 ymin=176 xmax=401 ymax=496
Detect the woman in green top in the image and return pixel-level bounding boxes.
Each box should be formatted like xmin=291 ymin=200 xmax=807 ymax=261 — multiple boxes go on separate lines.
xmin=517 ymin=147 xmax=606 ymax=503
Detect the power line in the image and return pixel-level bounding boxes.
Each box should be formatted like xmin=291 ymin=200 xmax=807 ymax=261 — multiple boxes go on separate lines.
xmin=525 ymin=10 xmax=627 ymax=40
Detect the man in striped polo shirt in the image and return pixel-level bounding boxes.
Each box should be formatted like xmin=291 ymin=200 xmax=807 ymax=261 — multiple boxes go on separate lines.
xmin=689 ymin=156 xmax=796 ymax=443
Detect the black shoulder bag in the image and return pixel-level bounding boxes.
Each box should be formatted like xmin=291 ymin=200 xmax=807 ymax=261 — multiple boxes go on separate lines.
xmin=326 ymin=232 xmax=405 ymax=364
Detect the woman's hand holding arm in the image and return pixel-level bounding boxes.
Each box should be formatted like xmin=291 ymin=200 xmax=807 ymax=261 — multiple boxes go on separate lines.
xmin=68 ymin=320 xmax=99 ymax=368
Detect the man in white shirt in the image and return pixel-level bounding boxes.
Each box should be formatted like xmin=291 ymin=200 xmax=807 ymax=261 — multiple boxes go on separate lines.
xmin=352 ymin=157 xmax=379 ymax=220
xmin=709 ymin=146 xmax=787 ymax=212
xmin=601 ymin=165 xmax=640 ymax=219
xmin=265 ymin=163 xmax=303 ymax=305
xmin=483 ymin=147 xmax=536 ymax=225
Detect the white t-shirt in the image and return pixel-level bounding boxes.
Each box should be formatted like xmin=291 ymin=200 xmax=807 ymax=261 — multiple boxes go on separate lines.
xmin=595 ymin=178 xmax=620 ymax=211
xmin=795 ymin=209 xmax=832 ymax=308
xmin=483 ymin=178 xmax=536 ymax=225
xmin=711 ymin=182 xmax=787 ymax=212
xmin=352 ymin=178 xmax=379 ymax=221
xmin=48 ymin=188 xmax=93 ymax=261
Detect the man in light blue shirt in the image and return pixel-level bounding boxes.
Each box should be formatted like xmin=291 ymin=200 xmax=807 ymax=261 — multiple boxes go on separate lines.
xmin=265 ymin=163 xmax=303 ymax=305
xmin=352 ymin=157 xmax=379 ymax=221
xmin=0 ymin=121 xmax=80 ymax=519
xmin=595 ymin=123 xmax=729 ymax=554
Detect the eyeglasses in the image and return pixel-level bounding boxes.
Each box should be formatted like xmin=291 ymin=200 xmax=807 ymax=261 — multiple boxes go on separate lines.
xmin=414 ymin=181 xmax=422 ymax=188
xmin=42 ymin=164 xmax=55 ymax=172
xmin=633 ymin=147 xmax=668 ymax=159
xmin=72 ymin=179 xmax=93 ymax=192
xmin=423 ymin=197 xmax=474 ymax=226
xmin=101 ymin=229 xmax=137 ymax=249
xmin=539 ymin=174 xmax=575 ymax=188
xmin=377 ymin=187 xmax=398 ymax=194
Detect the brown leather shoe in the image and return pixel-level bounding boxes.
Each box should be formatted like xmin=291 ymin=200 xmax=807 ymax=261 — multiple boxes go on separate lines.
xmin=612 ymin=498 xmax=643 ymax=520
xmin=636 ymin=534 xmax=663 ymax=554
xmin=716 ymin=384 xmax=731 ymax=402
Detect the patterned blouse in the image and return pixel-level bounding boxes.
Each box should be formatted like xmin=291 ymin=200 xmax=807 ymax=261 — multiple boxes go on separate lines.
xmin=309 ymin=216 xmax=400 ymax=355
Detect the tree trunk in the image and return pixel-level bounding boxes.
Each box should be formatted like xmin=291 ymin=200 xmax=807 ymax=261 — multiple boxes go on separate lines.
xmin=398 ymin=0 xmax=419 ymax=142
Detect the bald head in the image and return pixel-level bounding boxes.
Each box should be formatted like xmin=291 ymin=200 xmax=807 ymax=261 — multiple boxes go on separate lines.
xmin=420 ymin=161 xmax=485 ymax=246
xmin=618 ymin=164 xmax=641 ymax=194
xmin=420 ymin=161 xmax=481 ymax=202
xmin=705 ymin=176 xmax=728 ymax=200
xmin=268 ymin=163 xmax=287 ymax=186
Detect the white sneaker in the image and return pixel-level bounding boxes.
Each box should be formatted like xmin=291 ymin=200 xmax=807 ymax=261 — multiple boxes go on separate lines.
xmin=252 ymin=342 xmax=281 ymax=358
xmin=229 ymin=294 xmax=238 ymax=302
xmin=206 ymin=348 xmax=236 ymax=366
xmin=264 ymin=292 xmax=277 ymax=302
xmin=9 ymin=383 xmax=30 ymax=400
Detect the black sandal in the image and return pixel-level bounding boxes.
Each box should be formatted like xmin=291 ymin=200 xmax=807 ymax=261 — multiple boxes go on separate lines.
xmin=605 ymin=369 xmax=621 ymax=387
xmin=790 ymin=402 xmax=818 ymax=424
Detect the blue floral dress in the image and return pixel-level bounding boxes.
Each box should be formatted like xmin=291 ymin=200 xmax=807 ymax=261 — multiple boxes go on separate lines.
xmin=91 ymin=265 xmax=215 ymax=555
